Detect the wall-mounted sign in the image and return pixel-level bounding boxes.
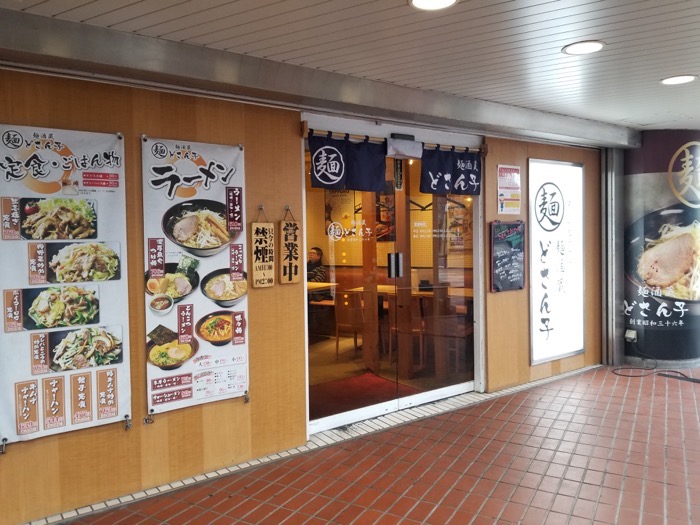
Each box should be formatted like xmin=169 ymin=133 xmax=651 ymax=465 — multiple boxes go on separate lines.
xmin=497 ymin=164 xmax=521 ymax=215
xmin=251 ymin=222 xmax=275 ymax=287
xmin=279 ymin=220 xmax=300 ymax=284
xmin=490 ymin=221 xmax=525 ymax=292
xmin=0 ymin=124 xmax=131 ymax=443
xmin=528 ymin=159 xmax=584 ymax=364
xmin=141 ymin=136 xmax=248 ymax=414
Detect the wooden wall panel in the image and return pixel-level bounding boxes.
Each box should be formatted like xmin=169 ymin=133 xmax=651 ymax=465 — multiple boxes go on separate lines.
xmin=484 ymin=138 xmax=602 ymax=392
xmin=0 ymin=69 xmax=306 ymax=525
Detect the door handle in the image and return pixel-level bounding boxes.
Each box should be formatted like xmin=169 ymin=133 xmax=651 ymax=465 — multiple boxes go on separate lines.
xmin=387 ymin=252 xmax=404 ymax=278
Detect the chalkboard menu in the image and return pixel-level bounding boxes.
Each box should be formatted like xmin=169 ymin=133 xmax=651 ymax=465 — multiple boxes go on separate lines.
xmin=491 ymin=221 xmax=525 ymax=292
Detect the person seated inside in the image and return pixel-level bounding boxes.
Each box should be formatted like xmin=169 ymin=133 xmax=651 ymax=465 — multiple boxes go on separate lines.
xmin=307 ymin=247 xmax=332 ymax=302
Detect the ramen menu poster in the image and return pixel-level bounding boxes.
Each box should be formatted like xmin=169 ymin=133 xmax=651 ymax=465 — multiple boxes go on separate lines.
xmin=141 ymin=136 xmax=248 ymax=414
xmin=0 ymin=124 xmax=131 ymax=443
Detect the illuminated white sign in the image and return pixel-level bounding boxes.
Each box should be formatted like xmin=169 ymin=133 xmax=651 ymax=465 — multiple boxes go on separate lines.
xmin=528 ymin=159 xmax=584 ymax=364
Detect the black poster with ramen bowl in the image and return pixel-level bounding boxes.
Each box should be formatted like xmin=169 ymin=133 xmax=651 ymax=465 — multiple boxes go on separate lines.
xmin=624 ymin=130 xmax=700 ymax=361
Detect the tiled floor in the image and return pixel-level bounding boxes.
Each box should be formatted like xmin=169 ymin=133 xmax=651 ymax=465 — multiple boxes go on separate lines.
xmin=60 ymin=366 xmax=699 ymax=524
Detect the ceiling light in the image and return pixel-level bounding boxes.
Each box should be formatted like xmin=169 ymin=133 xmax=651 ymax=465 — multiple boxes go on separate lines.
xmin=410 ymin=0 xmax=458 ymax=10
xmin=660 ymin=75 xmax=697 ymax=85
xmin=561 ymin=40 xmax=606 ymax=55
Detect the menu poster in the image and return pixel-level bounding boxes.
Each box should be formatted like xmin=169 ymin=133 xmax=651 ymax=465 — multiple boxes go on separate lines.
xmin=528 ymin=159 xmax=584 ymax=364
xmin=0 ymin=124 xmax=131 ymax=443
xmin=490 ymin=221 xmax=525 ymax=292
xmin=141 ymin=137 xmax=248 ymax=414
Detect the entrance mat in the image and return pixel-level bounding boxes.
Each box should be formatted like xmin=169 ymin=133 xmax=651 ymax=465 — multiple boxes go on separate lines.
xmin=309 ymin=371 xmax=423 ymax=420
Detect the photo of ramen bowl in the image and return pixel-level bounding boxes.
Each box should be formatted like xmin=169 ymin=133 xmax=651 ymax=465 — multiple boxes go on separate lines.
xmin=195 ymin=310 xmax=233 ymax=346
xmin=147 ymin=337 xmax=199 ymax=370
xmin=148 ymin=294 xmax=174 ymax=316
xmin=200 ymin=269 xmax=248 ymax=308
xmin=625 ymin=205 xmax=700 ymax=314
xmin=145 ymin=263 xmax=199 ymax=304
xmin=162 ymin=199 xmax=237 ymax=257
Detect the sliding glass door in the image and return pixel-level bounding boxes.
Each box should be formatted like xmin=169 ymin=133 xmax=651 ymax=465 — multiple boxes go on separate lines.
xmin=306 ymin=154 xmax=475 ymax=423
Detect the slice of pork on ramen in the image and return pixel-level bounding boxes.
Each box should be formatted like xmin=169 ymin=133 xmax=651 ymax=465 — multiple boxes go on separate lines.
xmin=638 ymin=232 xmax=695 ymax=288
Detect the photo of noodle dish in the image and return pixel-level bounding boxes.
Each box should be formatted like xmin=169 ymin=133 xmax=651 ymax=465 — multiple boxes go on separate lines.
xmin=636 ymin=220 xmax=700 ymax=301
xmin=21 ymin=198 xmax=97 ymax=240
xmin=162 ymin=199 xmax=235 ymax=257
xmin=146 ymin=324 xmax=198 ymax=370
xmin=26 ymin=285 xmax=99 ymax=329
xmin=51 ymin=327 xmax=122 ymax=371
xmin=145 ymin=262 xmax=199 ymax=303
xmin=200 ymin=269 xmax=248 ymax=307
xmin=195 ymin=311 xmax=233 ymax=346
xmin=48 ymin=242 xmax=119 ymax=283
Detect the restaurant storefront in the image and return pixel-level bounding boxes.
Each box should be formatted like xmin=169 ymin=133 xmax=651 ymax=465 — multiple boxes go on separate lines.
xmin=302 ymin=115 xmax=484 ymax=431
xmin=0 ymin=67 xmax=603 ymax=525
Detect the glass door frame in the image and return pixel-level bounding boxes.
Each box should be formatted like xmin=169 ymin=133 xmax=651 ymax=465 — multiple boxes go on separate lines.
xmin=303 ymin=113 xmax=484 ymax=436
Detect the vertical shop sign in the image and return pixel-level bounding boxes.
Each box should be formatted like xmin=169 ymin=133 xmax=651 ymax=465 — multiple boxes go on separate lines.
xmin=251 ymin=222 xmax=275 ymax=287
xmin=0 ymin=124 xmax=131 ymax=444
xmin=141 ymin=137 xmax=248 ymax=414
xmin=528 ymin=159 xmax=584 ymax=364
xmin=279 ymin=220 xmax=301 ymax=284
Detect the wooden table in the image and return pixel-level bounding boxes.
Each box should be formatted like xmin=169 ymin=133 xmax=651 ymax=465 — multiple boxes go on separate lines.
xmin=308 ymin=282 xmax=338 ymax=293
xmin=347 ymin=284 xmax=473 ymax=298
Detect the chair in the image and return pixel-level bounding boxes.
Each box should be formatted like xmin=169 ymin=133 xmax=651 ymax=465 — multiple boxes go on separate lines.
xmin=334 ymin=291 xmax=365 ymax=359
xmin=387 ymin=294 xmax=425 ymax=368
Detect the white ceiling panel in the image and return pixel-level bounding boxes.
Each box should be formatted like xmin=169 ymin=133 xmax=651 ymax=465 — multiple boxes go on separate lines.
xmin=0 ymin=0 xmax=699 ymax=131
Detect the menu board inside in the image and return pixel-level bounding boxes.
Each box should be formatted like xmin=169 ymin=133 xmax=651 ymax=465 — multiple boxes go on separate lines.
xmin=0 ymin=125 xmax=131 ymax=443
xmin=142 ymin=137 xmax=248 ymax=414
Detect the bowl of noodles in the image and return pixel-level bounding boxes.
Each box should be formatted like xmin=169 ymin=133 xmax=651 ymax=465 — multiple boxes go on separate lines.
xmin=145 ymin=263 xmax=199 ymax=303
xmin=162 ymin=199 xmax=236 ymax=257
xmin=200 ymin=269 xmax=248 ymax=307
xmin=625 ymin=205 xmax=700 ymax=312
xmin=195 ymin=310 xmax=233 ymax=346
xmin=147 ymin=337 xmax=199 ymax=370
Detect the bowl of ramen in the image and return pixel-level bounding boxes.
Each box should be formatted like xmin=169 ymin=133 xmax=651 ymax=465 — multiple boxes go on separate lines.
xmin=145 ymin=263 xmax=199 ymax=303
xmin=625 ymin=205 xmax=700 ymax=313
xmin=162 ymin=199 xmax=236 ymax=257
xmin=148 ymin=294 xmax=174 ymax=316
xmin=147 ymin=336 xmax=199 ymax=370
xmin=200 ymin=269 xmax=248 ymax=307
xmin=195 ymin=311 xmax=233 ymax=346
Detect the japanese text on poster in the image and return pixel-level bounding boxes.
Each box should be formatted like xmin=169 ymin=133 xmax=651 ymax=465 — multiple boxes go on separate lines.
xmin=0 ymin=124 xmax=131 ymax=443
xmin=142 ymin=137 xmax=248 ymax=414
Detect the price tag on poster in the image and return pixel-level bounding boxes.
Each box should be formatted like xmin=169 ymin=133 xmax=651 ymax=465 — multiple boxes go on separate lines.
xmin=251 ymin=222 xmax=275 ymax=288
xmin=0 ymin=124 xmax=131 ymax=443
xmin=142 ymin=137 xmax=248 ymax=414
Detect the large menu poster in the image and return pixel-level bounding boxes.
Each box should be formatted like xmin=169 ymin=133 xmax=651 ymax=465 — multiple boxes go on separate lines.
xmin=141 ymin=137 xmax=248 ymax=414
xmin=0 ymin=124 xmax=131 ymax=443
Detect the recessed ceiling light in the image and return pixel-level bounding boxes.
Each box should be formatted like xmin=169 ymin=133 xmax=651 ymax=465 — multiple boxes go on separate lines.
xmin=410 ymin=0 xmax=458 ymax=10
xmin=561 ymin=40 xmax=606 ymax=55
xmin=660 ymin=75 xmax=697 ymax=85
